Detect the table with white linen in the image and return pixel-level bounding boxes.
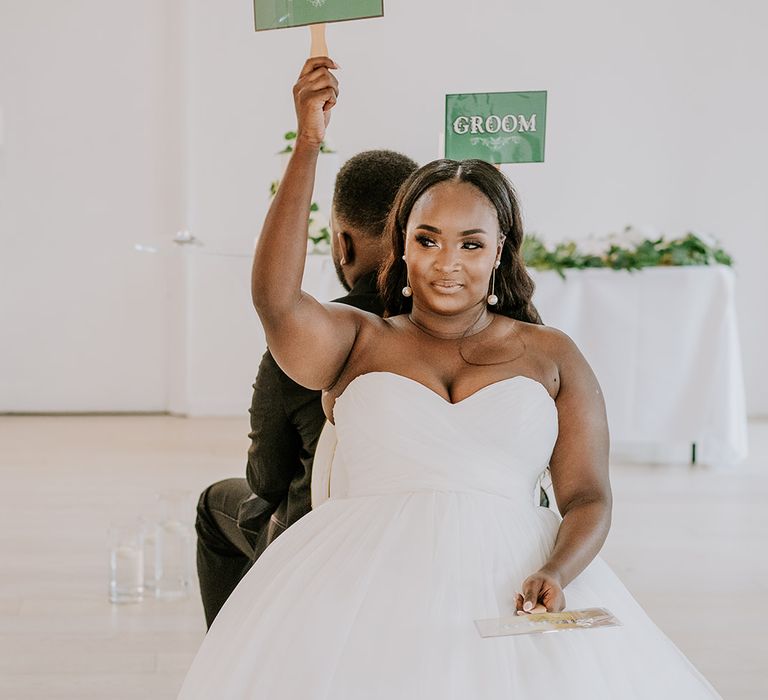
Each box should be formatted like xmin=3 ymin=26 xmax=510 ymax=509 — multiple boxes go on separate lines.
xmin=529 ymin=266 xmax=747 ymax=467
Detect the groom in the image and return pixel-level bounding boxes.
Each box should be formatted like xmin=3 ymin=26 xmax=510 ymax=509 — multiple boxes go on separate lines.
xmin=195 ymin=150 xmax=419 ymax=627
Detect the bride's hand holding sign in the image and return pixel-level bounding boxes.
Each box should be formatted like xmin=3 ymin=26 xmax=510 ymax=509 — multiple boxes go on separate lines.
xmin=293 ymin=56 xmax=339 ymax=148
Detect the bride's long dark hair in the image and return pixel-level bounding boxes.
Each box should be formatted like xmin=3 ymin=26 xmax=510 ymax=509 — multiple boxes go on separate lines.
xmin=378 ymin=159 xmax=542 ymax=324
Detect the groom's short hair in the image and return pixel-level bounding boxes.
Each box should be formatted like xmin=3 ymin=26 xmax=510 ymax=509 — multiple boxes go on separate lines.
xmin=333 ymin=150 xmax=418 ymax=237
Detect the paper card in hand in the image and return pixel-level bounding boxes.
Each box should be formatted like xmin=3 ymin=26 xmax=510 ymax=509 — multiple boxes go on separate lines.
xmin=475 ymin=607 xmax=621 ymax=638
xmin=445 ymin=91 xmax=547 ymax=164
xmin=254 ymin=0 xmax=384 ymax=31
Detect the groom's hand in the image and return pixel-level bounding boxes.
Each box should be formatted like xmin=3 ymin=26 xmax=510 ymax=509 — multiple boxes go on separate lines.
xmin=293 ymin=56 xmax=340 ymax=149
xmin=516 ymin=570 xmax=566 ymax=614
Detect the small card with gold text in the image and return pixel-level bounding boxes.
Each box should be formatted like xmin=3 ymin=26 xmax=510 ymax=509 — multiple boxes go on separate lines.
xmin=475 ymin=607 xmax=621 ymax=638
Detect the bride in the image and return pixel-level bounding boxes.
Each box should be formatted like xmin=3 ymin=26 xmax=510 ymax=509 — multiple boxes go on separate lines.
xmin=178 ymin=57 xmax=720 ymax=698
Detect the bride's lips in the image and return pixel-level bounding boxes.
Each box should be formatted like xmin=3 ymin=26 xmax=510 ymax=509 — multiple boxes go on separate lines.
xmin=430 ymin=279 xmax=464 ymax=293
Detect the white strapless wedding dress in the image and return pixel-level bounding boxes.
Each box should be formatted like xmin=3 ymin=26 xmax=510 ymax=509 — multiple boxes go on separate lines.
xmin=179 ymin=372 xmax=720 ymax=699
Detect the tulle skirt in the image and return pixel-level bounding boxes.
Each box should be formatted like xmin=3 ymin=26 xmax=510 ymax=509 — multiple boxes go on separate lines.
xmin=178 ymin=491 xmax=720 ymax=699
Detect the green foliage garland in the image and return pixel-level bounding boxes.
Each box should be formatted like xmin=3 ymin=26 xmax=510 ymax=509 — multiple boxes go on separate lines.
xmin=523 ymin=228 xmax=733 ymax=279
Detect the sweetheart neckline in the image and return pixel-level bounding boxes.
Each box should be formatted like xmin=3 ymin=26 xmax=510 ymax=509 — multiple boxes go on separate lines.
xmin=336 ymin=371 xmax=556 ymax=411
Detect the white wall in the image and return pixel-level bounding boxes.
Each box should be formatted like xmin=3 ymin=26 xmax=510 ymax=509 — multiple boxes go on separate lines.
xmin=0 ymin=0 xmax=186 ymax=411
xmin=2 ymin=0 xmax=766 ymax=415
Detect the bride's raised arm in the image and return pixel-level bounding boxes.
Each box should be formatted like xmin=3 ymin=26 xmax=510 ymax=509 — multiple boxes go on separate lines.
xmin=251 ymin=57 xmax=361 ymax=390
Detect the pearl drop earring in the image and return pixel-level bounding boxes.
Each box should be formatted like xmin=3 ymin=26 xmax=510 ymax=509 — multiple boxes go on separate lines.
xmin=401 ymin=254 xmax=412 ymax=297
xmin=487 ymin=259 xmax=500 ymax=306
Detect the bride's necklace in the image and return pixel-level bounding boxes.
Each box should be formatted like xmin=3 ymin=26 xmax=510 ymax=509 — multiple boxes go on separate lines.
xmin=407 ymin=312 xmax=494 ymax=340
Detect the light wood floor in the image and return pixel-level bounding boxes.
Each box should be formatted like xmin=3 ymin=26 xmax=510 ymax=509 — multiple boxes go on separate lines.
xmin=0 ymin=415 xmax=766 ymax=699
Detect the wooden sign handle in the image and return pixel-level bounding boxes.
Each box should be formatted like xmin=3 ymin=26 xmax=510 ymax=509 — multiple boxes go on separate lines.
xmin=309 ymin=24 xmax=328 ymax=57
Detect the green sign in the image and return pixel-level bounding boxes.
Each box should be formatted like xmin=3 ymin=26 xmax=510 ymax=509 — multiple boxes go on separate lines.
xmin=254 ymin=0 xmax=384 ymax=31
xmin=445 ymin=91 xmax=547 ymax=164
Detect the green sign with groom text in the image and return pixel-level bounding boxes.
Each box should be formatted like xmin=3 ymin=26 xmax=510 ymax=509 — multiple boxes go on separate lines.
xmin=445 ymin=91 xmax=547 ymax=164
xmin=254 ymin=0 xmax=384 ymax=31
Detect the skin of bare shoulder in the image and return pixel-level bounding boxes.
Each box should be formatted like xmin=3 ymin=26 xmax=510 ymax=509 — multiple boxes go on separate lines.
xmin=534 ymin=324 xmax=605 ymax=407
xmin=324 ymin=313 xmax=403 ymax=377
xmin=319 ymin=312 xmax=401 ymax=418
xmin=512 ymin=322 xmax=575 ymax=398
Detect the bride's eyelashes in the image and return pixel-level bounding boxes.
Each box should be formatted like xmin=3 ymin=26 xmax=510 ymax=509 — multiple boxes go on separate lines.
xmin=414 ymin=234 xmax=485 ymax=250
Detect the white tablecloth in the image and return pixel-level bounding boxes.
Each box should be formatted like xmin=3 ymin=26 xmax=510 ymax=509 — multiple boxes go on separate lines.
xmin=306 ymin=260 xmax=748 ymax=467
xmin=530 ymin=266 xmax=748 ymax=467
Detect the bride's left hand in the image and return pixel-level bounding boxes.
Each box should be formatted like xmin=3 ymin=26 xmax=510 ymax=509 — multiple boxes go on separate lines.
xmin=515 ymin=571 xmax=566 ymax=614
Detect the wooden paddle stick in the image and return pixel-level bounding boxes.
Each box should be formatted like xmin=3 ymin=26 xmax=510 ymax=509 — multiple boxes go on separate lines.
xmin=310 ymin=24 xmax=328 ymax=57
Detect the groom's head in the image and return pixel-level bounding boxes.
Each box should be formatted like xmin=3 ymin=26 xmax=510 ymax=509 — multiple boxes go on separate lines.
xmin=331 ymin=150 xmax=418 ymax=291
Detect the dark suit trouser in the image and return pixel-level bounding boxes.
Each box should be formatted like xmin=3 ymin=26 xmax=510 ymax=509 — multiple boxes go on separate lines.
xmin=195 ymin=478 xmax=257 ymax=628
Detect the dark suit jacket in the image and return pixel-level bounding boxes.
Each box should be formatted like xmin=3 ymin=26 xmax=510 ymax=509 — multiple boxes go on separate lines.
xmin=238 ymin=272 xmax=384 ymax=561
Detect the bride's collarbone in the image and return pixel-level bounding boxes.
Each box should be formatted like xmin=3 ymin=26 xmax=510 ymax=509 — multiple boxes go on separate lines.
xmin=326 ymin=318 xmax=558 ymax=409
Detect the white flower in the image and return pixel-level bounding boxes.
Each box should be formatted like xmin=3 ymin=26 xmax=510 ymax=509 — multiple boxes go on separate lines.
xmin=615 ymin=225 xmax=660 ymax=247
xmin=311 ymin=239 xmax=331 ymax=255
xmin=695 ymin=230 xmax=719 ymax=247
xmin=577 ymin=235 xmax=610 ymax=257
